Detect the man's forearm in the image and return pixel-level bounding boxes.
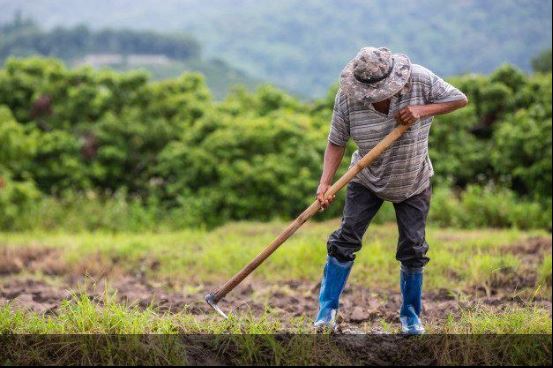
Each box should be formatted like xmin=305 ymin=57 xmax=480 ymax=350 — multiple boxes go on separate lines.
xmin=420 ymin=98 xmax=468 ymax=119
xmin=396 ymin=97 xmax=468 ymax=125
xmin=320 ymin=142 xmax=346 ymax=185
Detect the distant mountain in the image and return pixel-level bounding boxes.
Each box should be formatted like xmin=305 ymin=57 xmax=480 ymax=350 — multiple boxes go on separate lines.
xmin=0 ymin=17 xmax=259 ymax=99
xmin=1 ymin=0 xmax=551 ymax=98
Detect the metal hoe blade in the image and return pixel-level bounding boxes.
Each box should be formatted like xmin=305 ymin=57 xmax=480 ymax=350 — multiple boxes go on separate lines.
xmin=205 ymin=293 xmax=228 ymax=319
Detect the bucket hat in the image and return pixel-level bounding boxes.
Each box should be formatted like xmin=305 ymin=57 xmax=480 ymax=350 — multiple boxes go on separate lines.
xmin=340 ymin=47 xmax=411 ymax=103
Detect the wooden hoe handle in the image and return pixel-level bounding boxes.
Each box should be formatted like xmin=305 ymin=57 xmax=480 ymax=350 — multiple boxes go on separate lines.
xmin=208 ymin=124 xmax=410 ymax=304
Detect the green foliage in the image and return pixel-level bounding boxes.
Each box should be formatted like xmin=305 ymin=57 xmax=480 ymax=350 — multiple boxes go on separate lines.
xmin=156 ymin=111 xmax=326 ymax=225
xmin=492 ymin=106 xmax=552 ymax=201
xmin=0 ymin=171 xmax=41 ymax=230
xmin=429 ymin=105 xmax=491 ymax=186
xmin=0 ymin=58 xmax=551 ymax=231
xmin=90 ymin=74 xmax=210 ymax=192
xmin=431 ymin=66 xmax=552 ymax=204
xmin=489 ymin=64 xmax=527 ymax=93
xmin=0 ymin=106 xmax=41 ymax=229
xmin=6 ymin=189 xmax=199 ymax=233
xmin=30 ymin=130 xmax=89 ymax=193
xmin=0 ymin=105 xmax=36 ymax=172
xmin=430 ymin=186 xmax=552 ymax=230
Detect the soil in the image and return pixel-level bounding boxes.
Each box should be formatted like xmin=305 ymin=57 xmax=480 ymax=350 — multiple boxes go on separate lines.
xmin=1 ymin=237 xmax=551 ymax=333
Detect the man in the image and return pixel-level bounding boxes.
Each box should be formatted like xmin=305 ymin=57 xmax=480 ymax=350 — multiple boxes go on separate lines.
xmin=314 ymin=47 xmax=468 ymax=334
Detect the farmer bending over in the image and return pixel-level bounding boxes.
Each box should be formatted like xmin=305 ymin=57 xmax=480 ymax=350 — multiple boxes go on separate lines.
xmin=315 ymin=47 xmax=468 ymax=334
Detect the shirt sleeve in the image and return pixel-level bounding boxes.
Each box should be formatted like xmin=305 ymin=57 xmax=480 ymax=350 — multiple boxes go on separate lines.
xmin=425 ymin=71 xmax=467 ymax=104
xmin=328 ymin=90 xmax=350 ymax=147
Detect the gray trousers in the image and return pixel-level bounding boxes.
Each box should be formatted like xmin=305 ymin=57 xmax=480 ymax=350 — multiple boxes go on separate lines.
xmin=327 ymin=182 xmax=431 ymax=271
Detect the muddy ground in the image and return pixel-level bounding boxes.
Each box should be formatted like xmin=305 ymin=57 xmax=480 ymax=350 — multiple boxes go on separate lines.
xmin=1 ymin=237 xmax=551 ymax=333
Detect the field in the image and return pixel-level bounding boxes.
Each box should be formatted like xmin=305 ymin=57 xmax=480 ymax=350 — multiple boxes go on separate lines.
xmin=1 ymin=220 xmax=552 ymax=364
xmin=1 ymin=219 xmax=551 ymax=330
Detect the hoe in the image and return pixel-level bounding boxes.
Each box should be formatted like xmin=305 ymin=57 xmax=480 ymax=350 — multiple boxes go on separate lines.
xmin=205 ymin=123 xmax=410 ymax=319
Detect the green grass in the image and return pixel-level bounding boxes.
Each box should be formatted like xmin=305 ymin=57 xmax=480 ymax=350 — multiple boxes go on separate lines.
xmin=1 ymin=289 xmax=550 ymax=335
xmin=1 ymin=294 xmax=551 ymax=365
xmin=434 ymin=307 xmax=553 ymax=365
xmin=443 ymin=306 xmax=553 ymax=334
xmin=0 ymin=221 xmax=546 ymax=291
xmin=538 ymin=253 xmax=553 ymax=287
xmin=0 ymin=293 xmax=278 ymax=335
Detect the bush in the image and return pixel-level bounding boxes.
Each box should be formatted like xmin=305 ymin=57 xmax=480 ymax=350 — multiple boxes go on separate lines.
xmin=155 ymin=111 xmax=330 ymax=226
xmin=29 ymin=130 xmax=92 ymax=193
xmin=429 ymin=106 xmax=492 ymax=187
xmin=0 ymin=105 xmax=41 ymax=230
xmin=429 ymin=185 xmax=552 ymax=230
xmin=0 ymin=58 xmax=551 ymax=231
xmin=0 ymin=171 xmax=41 ymax=230
xmin=14 ymin=190 xmax=179 ymax=232
xmin=0 ymin=105 xmax=36 ymax=173
xmin=492 ymin=89 xmax=552 ymax=201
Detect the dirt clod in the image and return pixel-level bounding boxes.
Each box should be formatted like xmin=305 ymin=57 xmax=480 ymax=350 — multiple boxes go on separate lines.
xmin=349 ymin=306 xmax=371 ymax=322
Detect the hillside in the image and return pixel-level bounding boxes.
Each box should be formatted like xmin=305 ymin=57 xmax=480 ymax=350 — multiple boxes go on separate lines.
xmin=0 ymin=0 xmax=551 ymax=97
xmin=0 ymin=17 xmax=259 ymax=99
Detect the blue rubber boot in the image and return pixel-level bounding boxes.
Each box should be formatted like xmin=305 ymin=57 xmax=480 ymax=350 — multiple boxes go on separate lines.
xmin=314 ymin=256 xmax=353 ymax=330
xmin=399 ymin=268 xmax=425 ymax=335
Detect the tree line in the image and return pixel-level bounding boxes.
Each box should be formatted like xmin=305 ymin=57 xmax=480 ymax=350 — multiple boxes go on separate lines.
xmin=0 ymin=57 xmax=551 ymax=231
xmin=1 ymin=14 xmax=201 ymax=63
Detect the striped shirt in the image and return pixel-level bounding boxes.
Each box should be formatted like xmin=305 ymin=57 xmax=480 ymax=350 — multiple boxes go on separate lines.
xmin=329 ymin=64 xmax=466 ymax=202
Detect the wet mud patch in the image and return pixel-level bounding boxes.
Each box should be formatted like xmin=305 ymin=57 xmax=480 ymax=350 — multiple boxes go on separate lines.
xmin=473 ymin=236 xmax=553 ymax=296
xmin=0 ymin=279 xmax=71 ymax=314
xmin=0 ymin=246 xmax=67 ymax=276
xmin=0 ymin=245 xmax=158 ymax=281
xmin=507 ymin=236 xmax=552 ymax=256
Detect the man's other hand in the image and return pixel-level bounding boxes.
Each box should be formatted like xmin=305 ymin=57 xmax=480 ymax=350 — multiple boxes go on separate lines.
xmin=316 ymin=183 xmax=335 ymax=210
xmin=395 ymin=105 xmax=425 ymax=126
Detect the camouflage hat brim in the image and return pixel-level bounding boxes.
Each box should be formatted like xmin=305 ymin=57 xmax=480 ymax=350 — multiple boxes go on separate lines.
xmin=340 ymin=53 xmax=411 ymax=104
